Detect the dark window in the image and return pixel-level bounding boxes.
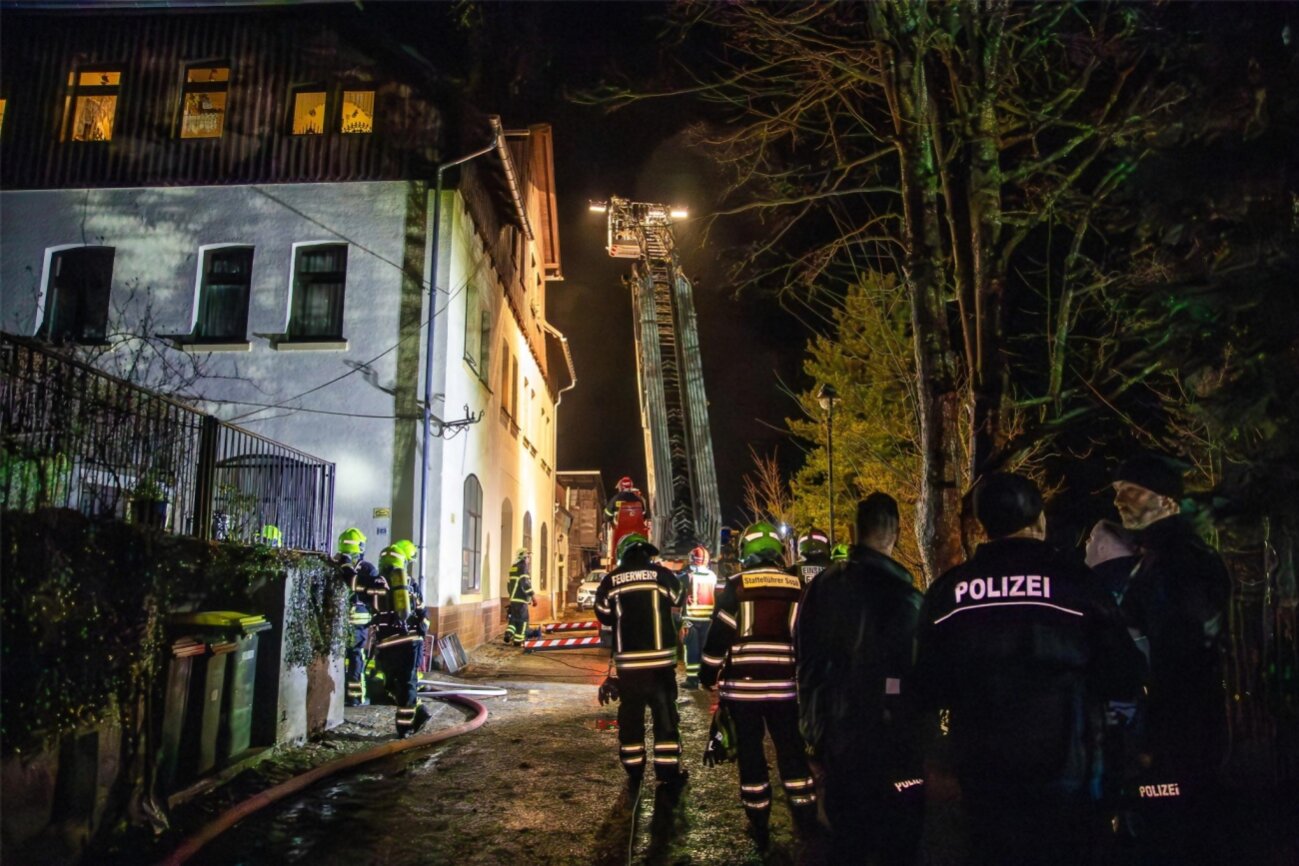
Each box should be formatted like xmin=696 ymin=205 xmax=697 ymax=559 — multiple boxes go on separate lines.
xmin=180 ymin=65 xmax=229 ymax=139
xmin=462 ymin=474 xmax=483 ymax=593
xmin=39 ymin=247 xmax=114 ymax=344
xmin=511 ymin=356 xmax=519 ymax=417
xmin=195 ymin=247 xmax=253 ymax=341
xmin=289 ymin=244 xmax=346 ymax=340
xmin=540 ymin=523 xmax=549 ymax=591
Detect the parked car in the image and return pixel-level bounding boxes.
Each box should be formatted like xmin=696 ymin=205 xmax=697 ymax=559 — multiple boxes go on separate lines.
xmin=576 ymin=570 xmax=606 ymax=610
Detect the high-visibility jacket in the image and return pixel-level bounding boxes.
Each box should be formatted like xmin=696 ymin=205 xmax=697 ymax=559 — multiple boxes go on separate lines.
xmin=789 ymin=554 xmax=832 ymax=588
xmin=594 ymin=551 xmax=683 ymax=672
xmin=701 ymin=559 xmax=802 ymax=701
xmin=507 ymin=566 xmax=534 ymax=606
xmin=683 ymin=566 xmax=719 ymax=622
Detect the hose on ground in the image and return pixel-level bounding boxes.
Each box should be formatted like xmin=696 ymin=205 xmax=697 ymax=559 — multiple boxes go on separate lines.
xmin=159 ymin=694 xmax=488 ymax=866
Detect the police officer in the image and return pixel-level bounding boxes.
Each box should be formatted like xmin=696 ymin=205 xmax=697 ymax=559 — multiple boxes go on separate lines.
xmin=594 ymin=533 xmax=688 ymax=791
xmin=701 ymin=521 xmax=817 ymax=848
xmin=373 ymin=539 xmax=431 ymax=737
xmin=1113 ymin=453 xmax=1231 ymax=862
xmin=913 ymin=473 xmax=1145 ymax=865
xmin=504 ymin=548 xmax=536 ymax=646
xmin=336 ymin=527 xmax=383 ymax=707
xmin=797 ymin=494 xmax=924 ymax=865
xmin=680 ymin=545 xmax=718 ymax=689
xmin=789 ymin=527 xmax=831 ymax=587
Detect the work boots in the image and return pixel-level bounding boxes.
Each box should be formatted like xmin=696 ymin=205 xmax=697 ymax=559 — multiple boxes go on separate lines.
xmin=746 ymin=813 xmax=771 ymax=852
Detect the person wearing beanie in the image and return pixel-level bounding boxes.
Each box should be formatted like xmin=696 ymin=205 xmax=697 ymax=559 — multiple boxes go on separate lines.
xmin=1113 ymin=452 xmax=1231 ymax=862
xmin=913 ymin=472 xmax=1145 ymax=865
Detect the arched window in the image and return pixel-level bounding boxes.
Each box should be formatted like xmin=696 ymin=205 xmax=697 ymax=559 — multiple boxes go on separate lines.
xmin=522 ymin=511 xmax=533 ymax=563
xmin=461 ymin=475 xmax=483 ymax=592
xmin=540 ymin=523 xmax=549 ymax=591
xmin=499 ymin=500 xmax=513 ymax=597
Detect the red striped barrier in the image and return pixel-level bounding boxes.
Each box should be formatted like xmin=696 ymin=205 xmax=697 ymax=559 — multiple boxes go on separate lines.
xmin=521 ymin=635 xmax=603 ymax=650
xmin=543 ymin=620 xmax=600 ymax=633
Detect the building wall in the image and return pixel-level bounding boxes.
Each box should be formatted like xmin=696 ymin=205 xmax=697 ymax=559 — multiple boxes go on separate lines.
xmin=0 ymin=178 xmax=561 ymax=645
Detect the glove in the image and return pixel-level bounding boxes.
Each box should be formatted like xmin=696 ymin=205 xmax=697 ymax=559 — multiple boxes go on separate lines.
xmin=598 ymin=676 xmax=621 ymax=706
xmin=702 ymin=704 xmax=736 ymax=767
xmin=531 ymin=598 xmax=538 ymax=607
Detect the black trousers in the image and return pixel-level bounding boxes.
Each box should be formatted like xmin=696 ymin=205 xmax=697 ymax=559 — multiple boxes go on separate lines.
xmin=345 ymin=623 xmax=368 ymax=704
xmin=727 ymin=699 xmax=816 ymax=826
xmin=616 ymin=666 xmax=683 ymax=781
xmin=375 ymin=635 xmax=423 ymax=733
xmin=820 ymin=751 xmax=924 ymax=865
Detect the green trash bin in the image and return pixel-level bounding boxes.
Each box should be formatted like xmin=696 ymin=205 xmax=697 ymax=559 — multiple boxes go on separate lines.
xmin=169 ymin=612 xmax=273 ymax=768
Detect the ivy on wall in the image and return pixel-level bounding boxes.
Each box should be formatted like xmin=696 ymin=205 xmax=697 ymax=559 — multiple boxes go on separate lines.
xmin=0 ymin=508 xmax=344 ymax=756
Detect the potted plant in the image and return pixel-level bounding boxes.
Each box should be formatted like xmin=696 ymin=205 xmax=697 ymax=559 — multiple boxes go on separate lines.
xmin=130 ymin=472 xmax=170 ymax=529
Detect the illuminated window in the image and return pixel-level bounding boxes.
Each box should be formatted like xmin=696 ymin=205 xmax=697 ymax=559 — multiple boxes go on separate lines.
xmin=462 ymin=474 xmax=483 ymax=593
xmin=68 ymin=70 xmax=121 ymax=142
xmin=195 ymin=247 xmax=253 ymax=341
xmin=289 ymin=244 xmax=347 ymax=339
xmin=39 ymin=247 xmax=115 ymax=343
xmin=0 ymin=98 xmax=7 ymax=136
xmin=340 ymin=90 xmax=374 ymax=134
xmin=291 ymin=89 xmax=327 ymax=135
xmin=180 ymin=66 xmax=229 ymax=139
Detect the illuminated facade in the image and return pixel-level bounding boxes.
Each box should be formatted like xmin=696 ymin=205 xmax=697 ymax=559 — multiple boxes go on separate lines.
xmin=0 ymin=7 xmax=568 ymax=647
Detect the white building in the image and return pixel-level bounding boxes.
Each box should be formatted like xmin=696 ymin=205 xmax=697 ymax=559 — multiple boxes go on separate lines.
xmin=0 ymin=6 xmax=572 ymax=646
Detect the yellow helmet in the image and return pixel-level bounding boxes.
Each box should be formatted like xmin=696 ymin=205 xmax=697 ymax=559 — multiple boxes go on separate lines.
xmin=338 ymin=527 xmax=367 ymax=556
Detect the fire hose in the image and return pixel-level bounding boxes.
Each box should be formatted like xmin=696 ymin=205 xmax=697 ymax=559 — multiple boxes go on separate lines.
xmin=159 ymin=694 xmax=488 ymax=866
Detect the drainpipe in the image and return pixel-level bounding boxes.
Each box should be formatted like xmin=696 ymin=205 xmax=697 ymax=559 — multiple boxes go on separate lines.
xmin=418 ymin=131 xmax=501 ymax=593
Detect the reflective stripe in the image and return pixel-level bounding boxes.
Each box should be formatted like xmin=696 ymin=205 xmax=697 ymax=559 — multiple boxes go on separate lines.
xmin=654 ymin=742 xmax=680 ymax=751
xmin=789 ymin=602 xmax=799 ymax=633
xmin=723 ymin=679 xmax=796 ymax=690
xmin=720 ymin=689 xmax=797 ymax=701
xmin=736 ymin=642 xmax=793 ymax=652
xmin=376 ymin=634 xmax=422 ymax=648
xmin=789 ymin=794 xmax=816 ymax=805
xmin=621 ymin=744 xmax=646 ymax=753
xmin=783 ymin=777 xmax=815 ymax=790
xmin=743 ymin=799 xmax=771 ymax=810
xmin=701 ymin=653 xmax=725 ymax=666
xmin=741 ymin=783 xmax=770 ymax=793
xmin=715 ymin=610 xmax=738 ymax=628
xmin=740 ymin=601 xmax=755 ymax=637
xmin=932 ymin=600 xmax=1085 ymax=625
xmin=653 ymin=756 xmax=680 ymax=764
xmin=621 ymin=755 xmax=645 ymax=765
xmin=729 ymin=655 xmax=794 ymax=664
xmin=617 ymin=658 xmax=677 ymax=670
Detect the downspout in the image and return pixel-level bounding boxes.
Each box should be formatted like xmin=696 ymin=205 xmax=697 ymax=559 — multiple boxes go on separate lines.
xmin=418 ymin=131 xmax=501 ymax=593
xmin=540 ymin=319 xmax=577 ymax=407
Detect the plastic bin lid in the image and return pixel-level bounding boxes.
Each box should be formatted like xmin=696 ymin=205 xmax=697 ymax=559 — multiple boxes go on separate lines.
xmin=169 ymin=611 xmax=273 ymax=635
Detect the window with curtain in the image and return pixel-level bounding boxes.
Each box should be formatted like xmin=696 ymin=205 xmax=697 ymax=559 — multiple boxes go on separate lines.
xmin=289 ymin=244 xmax=347 ymax=339
xmin=39 ymin=247 xmax=115 ymax=343
xmin=67 ymin=70 xmax=121 ymax=142
xmin=340 ymin=89 xmax=374 ymax=133
xmin=462 ymin=475 xmax=483 ymax=593
xmin=291 ymin=88 xmax=327 ymax=135
xmin=195 ymin=247 xmax=253 ymax=341
xmin=180 ymin=65 xmax=229 ymax=139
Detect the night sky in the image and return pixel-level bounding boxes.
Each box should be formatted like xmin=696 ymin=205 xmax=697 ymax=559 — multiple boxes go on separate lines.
xmin=440 ymin=2 xmax=814 ymax=524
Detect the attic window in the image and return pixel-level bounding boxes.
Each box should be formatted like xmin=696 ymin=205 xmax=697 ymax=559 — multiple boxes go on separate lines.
xmin=291 ymin=89 xmax=327 ymax=135
xmin=67 ymin=69 xmax=121 ymax=142
xmin=180 ymin=66 xmax=229 ymax=139
xmin=340 ymin=90 xmax=374 ymax=134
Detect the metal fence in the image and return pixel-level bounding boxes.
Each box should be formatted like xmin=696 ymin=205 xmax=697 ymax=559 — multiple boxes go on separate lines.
xmin=0 ymin=335 xmax=334 ymax=552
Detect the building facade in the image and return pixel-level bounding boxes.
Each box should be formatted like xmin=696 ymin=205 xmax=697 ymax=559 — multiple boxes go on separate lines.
xmin=557 ymin=470 xmax=607 ymax=603
xmin=0 ymin=6 xmax=570 ymax=647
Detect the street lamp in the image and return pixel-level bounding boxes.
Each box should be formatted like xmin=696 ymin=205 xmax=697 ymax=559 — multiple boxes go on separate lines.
xmin=817 ymin=383 xmax=839 ymax=544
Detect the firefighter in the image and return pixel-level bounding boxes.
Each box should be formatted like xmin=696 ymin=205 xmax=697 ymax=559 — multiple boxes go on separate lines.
xmin=260 ymin=524 xmax=283 ymax=549
xmin=604 ymin=475 xmax=648 ymax=523
xmin=504 ymin=548 xmax=536 ymax=646
xmin=336 ymin=527 xmax=382 ymax=707
xmin=830 ymin=542 xmax=850 ymax=563
xmin=701 ymin=521 xmax=817 ymax=848
xmin=680 ymin=545 xmax=718 ymax=689
xmin=789 ymin=527 xmax=831 ymax=587
xmin=594 ymin=533 xmax=688 ymax=791
xmin=373 ymin=539 xmax=430 ymax=737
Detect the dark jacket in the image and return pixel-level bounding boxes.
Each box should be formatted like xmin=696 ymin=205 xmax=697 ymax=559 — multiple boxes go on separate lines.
xmin=700 ymin=559 xmax=802 ymax=701
xmin=796 ymin=546 xmax=922 ymax=778
xmin=789 ymin=553 xmax=833 ymax=588
xmin=507 ymin=563 xmax=534 ymax=608
xmin=594 ymin=551 xmax=683 ymax=672
xmin=1121 ymin=515 xmax=1230 ymax=778
xmin=914 ymin=537 xmax=1146 ymax=793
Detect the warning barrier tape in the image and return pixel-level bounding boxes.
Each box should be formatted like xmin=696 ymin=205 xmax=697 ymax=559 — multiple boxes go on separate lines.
xmin=543 ymin=620 xmax=600 ymax=632
xmin=521 ymin=635 xmax=603 ymax=650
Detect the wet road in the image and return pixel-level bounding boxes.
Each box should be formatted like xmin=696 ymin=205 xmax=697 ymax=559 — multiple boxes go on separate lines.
xmin=191 ymin=641 xmax=823 ymax=866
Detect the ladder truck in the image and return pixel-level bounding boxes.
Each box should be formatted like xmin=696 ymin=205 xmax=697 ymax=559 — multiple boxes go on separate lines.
xmin=591 ymin=196 xmax=721 ymax=556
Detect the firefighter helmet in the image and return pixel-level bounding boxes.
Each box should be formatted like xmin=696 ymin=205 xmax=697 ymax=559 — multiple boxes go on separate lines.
xmin=261 ymin=524 xmax=283 ymax=549
xmin=830 ymin=543 xmax=850 ymax=562
xmin=616 ymin=533 xmax=653 ymax=563
xmin=394 ymin=539 xmax=418 ymax=561
xmin=338 ymin=527 xmax=367 ymax=556
xmin=797 ymin=528 xmax=830 ymax=558
xmin=740 ymin=521 xmax=784 ymax=564
xmin=689 ymin=545 xmax=710 ymax=567
xmin=616 ymin=476 xmax=634 ymax=492
xmin=515 ymin=547 xmax=530 ymax=561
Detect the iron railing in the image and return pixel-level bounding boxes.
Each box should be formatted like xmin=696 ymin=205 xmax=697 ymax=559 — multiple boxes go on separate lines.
xmin=0 ymin=335 xmax=334 ymax=552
